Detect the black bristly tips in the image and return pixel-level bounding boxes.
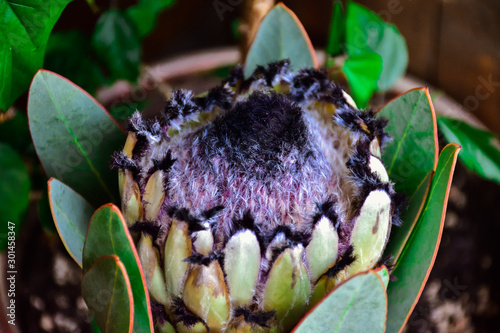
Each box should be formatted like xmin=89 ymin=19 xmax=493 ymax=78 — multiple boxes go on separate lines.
xmin=312 ymin=200 xmax=340 ymax=229
xmin=110 ymin=151 xmax=142 ymax=183
xmin=164 ymin=89 xmax=199 ymax=128
xmin=171 ymin=208 xmax=206 ymax=234
xmin=148 ymin=150 xmax=176 ymax=177
xmin=129 ymin=221 xmax=162 ymax=240
xmin=224 ymin=65 xmax=244 ymax=87
xmin=110 ymin=151 xmax=138 ymax=173
xmin=334 ymin=108 xmax=389 ymax=143
xmin=390 ymin=192 xmax=407 ymax=227
xmin=232 ymin=308 xmax=276 ymax=328
xmin=202 ymin=205 xmax=225 ymax=220
xmin=172 ymin=298 xmax=209 ymax=329
xmin=184 ymin=251 xmax=223 ymax=267
xmin=228 ymin=211 xmax=265 ymax=254
xmin=150 ymin=301 xmax=169 ymax=326
xmin=325 ymin=246 xmax=356 ymax=279
xmin=194 ymin=85 xmax=234 ymax=111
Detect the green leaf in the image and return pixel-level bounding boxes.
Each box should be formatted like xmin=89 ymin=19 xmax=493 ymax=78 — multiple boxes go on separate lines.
xmin=379 ymin=88 xmax=438 ymax=196
xmin=0 ymin=142 xmax=30 ymax=250
xmin=438 ymin=117 xmax=500 ymax=184
xmin=92 ymin=10 xmax=141 ymax=82
xmin=326 ymin=0 xmax=344 ymax=58
xmin=82 ymin=254 xmax=133 ymax=333
xmin=126 ymin=0 xmax=175 ymax=39
xmin=342 ymin=52 xmax=382 ymax=108
xmin=91 ymin=319 xmax=102 ymax=333
xmin=83 ymin=204 xmax=154 ymax=333
xmin=0 ymin=112 xmax=31 ymax=153
xmin=294 ymin=271 xmax=387 ymax=333
xmin=0 ymin=44 xmax=12 ymax=110
xmin=345 ymin=1 xmax=408 ymax=91
xmin=48 ymin=178 xmax=94 ymax=267
xmin=244 ymin=4 xmax=317 ymax=77
xmin=383 ymin=171 xmax=433 ymax=264
xmin=0 ymin=0 xmax=72 ymax=111
xmin=28 ymin=70 xmax=125 ymax=206
xmin=45 ymin=30 xmax=108 ymax=94
xmin=386 ymin=143 xmax=461 ymax=333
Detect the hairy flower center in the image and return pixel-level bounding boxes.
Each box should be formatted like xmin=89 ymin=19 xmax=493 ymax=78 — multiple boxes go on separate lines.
xmin=163 ymin=91 xmax=345 ymax=244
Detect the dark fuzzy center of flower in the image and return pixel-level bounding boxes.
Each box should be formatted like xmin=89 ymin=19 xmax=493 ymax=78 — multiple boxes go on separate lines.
xmin=165 ymin=92 xmax=338 ymax=242
xmin=206 ymin=91 xmax=309 ymax=174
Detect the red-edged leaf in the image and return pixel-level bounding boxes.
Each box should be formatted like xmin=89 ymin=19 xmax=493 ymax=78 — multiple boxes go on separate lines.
xmin=244 ymin=3 xmax=317 ymax=77
xmin=48 ymin=178 xmax=94 ymax=268
xmin=28 ymin=69 xmax=125 ymax=207
xmin=293 ymin=270 xmax=387 ymax=333
xmin=379 ymin=87 xmax=439 ymax=197
xmin=383 ymin=171 xmax=434 ymax=264
xmin=386 ymin=143 xmax=461 ymax=332
xmin=83 ymin=204 xmax=154 ymax=333
xmin=82 ymin=254 xmax=133 ymax=333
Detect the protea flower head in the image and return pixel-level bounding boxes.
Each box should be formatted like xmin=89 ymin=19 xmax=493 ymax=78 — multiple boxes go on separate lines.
xmin=111 ymin=60 xmax=402 ymax=332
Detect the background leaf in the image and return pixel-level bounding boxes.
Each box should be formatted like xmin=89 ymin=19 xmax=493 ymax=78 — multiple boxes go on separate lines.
xmin=92 ymin=10 xmax=141 ymax=82
xmin=48 ymin=178 xmax=94 ymax=267
xmin=0 ymin=142 xmax=30 ymax=250
xmin=82 ymin=254 xmax=133 ymax=333
xmin=0 ymin=44 xmax=12 ymax=110
xmin=45 ymin=30 xmax=107 ymax=94
xmin=294 ymin=271 xmax=387 ymax=333
xmin=0 ymin=0 xmax=72 ymax=111
xmin=28 ymin=70 xmax=125 ymax=206
xmin=83 ymin=204 xmax=154 ymax=333
xmin=244 ymin=4 xmax=317 ymax=77
xmin=126 ymin=0 xmax=175 ymax=39
xmin=342 ymin=52 xmax=382 ymax=108
xmin=386 ymin=143 xmax=461 ymax=333
xmin=379 ymin=88 xmax=438 ymax=197
xmin=438 ymin=117 xmax=500 ymax=184
xmin=345 ymin=1 xmax=408 ymax=91
xmin=325 ymin=0 xmax=344 ymax=58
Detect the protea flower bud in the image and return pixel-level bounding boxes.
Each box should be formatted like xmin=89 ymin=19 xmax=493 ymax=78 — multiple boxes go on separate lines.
xmin=112 ymin=60 xmax=402 ymax=332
